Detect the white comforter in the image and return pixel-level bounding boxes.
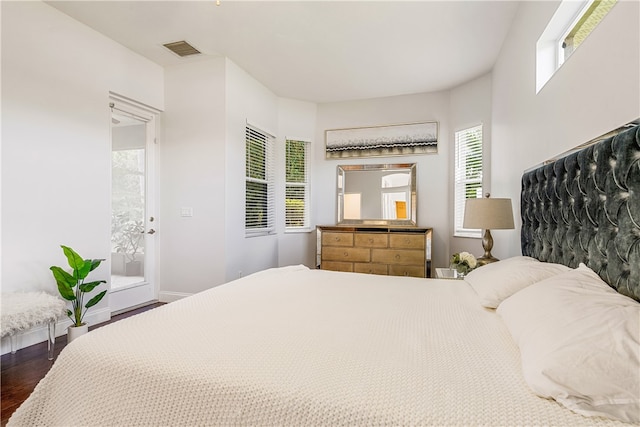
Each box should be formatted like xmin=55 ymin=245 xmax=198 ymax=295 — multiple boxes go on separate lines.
xmin=9 ymin=266 xmax=626 ymax=426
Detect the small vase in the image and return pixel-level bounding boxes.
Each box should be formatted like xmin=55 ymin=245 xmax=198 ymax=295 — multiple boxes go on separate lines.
xmin=67 ymin=323 xmax=88 ymax=343
xmin=451 ymin=263 xmax=469 ymax=278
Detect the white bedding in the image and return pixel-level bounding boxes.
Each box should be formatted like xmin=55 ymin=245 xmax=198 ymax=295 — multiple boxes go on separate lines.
xmin=9 ymin=265 xmax=627 ymax=426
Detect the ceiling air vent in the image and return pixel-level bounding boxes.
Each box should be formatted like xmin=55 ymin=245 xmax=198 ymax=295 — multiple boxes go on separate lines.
xmin=163 ymin=41 xmax=201 ymax=57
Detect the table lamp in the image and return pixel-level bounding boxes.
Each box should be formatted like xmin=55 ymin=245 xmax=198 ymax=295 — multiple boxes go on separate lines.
xmin=463 ymin=194 xmax=514 ymax=266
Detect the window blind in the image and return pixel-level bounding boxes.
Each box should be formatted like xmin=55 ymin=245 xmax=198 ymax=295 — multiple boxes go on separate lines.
xmin=245 ymin=125 xmax=275 ymax=235
xmin=285 ymin=139 xmax=310 ymax=229
xmin=454 ymin=125 xmax=483 ymax=238
xmin=561 ymin=0 xmax=617 ymax=63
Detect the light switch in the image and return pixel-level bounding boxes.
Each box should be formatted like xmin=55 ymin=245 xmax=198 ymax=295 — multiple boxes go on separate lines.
xmin=180 ymin=207 xmax=193 ymax=217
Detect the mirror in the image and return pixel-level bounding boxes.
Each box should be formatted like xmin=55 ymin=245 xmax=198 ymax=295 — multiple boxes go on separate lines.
xmin=337 ymin=163 xmax=417 ymax=226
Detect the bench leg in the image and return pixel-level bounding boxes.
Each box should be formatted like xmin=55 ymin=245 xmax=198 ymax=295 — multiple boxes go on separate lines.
xmin=47 ymin=321 xmax=56 ymax=361
xmin=10 ymin=335 xmax=17 ymax=354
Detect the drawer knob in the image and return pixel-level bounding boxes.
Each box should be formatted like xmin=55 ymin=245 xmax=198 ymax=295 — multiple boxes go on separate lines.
xmin=395 ymin=254 xmax=401 ymax=260
xmin=335 ymin=237 xmax=341 ymax=242
xmin=368 ymin=238 xmax=373 ymax=243
xmin=343 ymin=252 xmax=348 ymax=257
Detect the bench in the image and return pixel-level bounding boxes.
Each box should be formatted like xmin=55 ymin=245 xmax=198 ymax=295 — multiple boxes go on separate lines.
xmin=1 ymin=292 xmax=67 ymax=360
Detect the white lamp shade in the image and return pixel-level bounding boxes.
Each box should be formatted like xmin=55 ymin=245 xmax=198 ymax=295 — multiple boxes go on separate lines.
xmin=463 ymin=198 xmax=514 ymax=230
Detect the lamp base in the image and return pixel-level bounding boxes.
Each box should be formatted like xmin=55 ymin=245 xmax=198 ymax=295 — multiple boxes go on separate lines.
xmin=477 ymin=255 xmax=499 ymax=267
xmin=477 ymin=229 xmax=499 ymax=267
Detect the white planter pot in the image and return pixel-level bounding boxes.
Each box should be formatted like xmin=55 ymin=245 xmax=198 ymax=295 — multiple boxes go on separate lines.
xmin=125 ymin=260 xmax=142 ymax=276
xmin=67 ymin=323 xmax=89 ymax=343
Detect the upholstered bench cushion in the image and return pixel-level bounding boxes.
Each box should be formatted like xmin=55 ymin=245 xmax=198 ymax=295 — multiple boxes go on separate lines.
xmin=1 ymin=292 xmax=66 ymax=338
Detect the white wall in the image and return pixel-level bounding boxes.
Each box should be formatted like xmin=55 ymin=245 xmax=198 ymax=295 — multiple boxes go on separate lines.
xmin=224 ymin=59 xmax=280 ymax=281
xmin=491 ymin=0 xmax=640 ymax=259
xmin=1 ymin=1 xmax=163 ymax=352
xmin=276 ymin=98 xmax=318 ymax=268
xmin=161 ymin=60 xmax=317 ymax=296
xmin=160 ymin=58 xmax=227 ymax=299
xmin=314 ymin=92 xmax=452 ymax=269
xmin=449 ymin=73 xmax=493 ymax=258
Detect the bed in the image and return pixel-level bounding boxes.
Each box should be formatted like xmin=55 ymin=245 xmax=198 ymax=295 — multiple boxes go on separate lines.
xmin=8 ymin=125 xmax=640 ymax=426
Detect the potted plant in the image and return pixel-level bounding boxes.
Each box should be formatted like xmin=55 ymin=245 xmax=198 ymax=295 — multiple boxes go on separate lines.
xmin=50 ymin=245 xmax=107 ymax=342
xmin=111 ymin=212 xmax=145 ymax=276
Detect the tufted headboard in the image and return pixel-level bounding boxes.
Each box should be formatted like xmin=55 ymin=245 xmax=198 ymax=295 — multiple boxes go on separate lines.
xmin=520 ymin=125 xmax=640 ymax=302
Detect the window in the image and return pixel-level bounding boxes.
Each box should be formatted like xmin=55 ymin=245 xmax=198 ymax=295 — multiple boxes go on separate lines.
xmin=454 ymin=125 xmax=483 ymax=238
xmin=285 ymin=139 xmax=310 ymax=230
xmin=560 ymin=0 xmax=617 ymax=65
xmin=536 ymin=0 xmax=617 ymax=92
xmin=245 ymin=125 xmax=275 ymax=236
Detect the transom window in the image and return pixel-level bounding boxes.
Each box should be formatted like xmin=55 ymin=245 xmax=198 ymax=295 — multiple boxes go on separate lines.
xmin=536 ymin=0 xmax=617 ymax=92
xmin=559 ymin=0 xmax=617 ymax=65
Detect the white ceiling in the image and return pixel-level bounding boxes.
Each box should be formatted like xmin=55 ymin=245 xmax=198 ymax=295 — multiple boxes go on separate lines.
xmin=47 ymin=1 xmax=520 ymax=104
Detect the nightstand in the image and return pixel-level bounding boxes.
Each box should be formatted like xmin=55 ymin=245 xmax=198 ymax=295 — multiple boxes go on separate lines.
xmin=435 ymin=267 xmax=464 ymax=280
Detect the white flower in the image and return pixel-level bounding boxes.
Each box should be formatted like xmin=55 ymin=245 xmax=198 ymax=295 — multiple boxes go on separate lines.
xmin=459 ymin=251 xmax=477 ymax=268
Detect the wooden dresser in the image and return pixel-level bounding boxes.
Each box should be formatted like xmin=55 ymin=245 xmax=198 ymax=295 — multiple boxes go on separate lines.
xmin=317 ymin=226 xmax=432 ymax=278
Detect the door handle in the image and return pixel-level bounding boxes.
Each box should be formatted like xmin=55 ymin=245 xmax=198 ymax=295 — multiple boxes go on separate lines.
xmin=147 ymin=229 xmax=156 ymax=235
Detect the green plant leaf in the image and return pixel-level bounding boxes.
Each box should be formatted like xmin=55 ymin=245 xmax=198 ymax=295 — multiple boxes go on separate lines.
xmin=75 ymin=260 xmax=92 ymax=281
xmin=79 ymin=280 xmax=106 ymax=293
xmin=50 ymin=266 xmax=77 ymax=287
xmin=88 ymin=259 xmax=104 ymax=272
xmin=85 ymin=290 xmax=107 ymax=309
xmin=50 ymin=266 xmax=77 ymax=300
xmin=57 ymin=282 xmax=76 ymax=301
xmin=61 ymin=245 xmax=92 ymax=280
xmin=61 ymin=245 xmax=85 ymax=271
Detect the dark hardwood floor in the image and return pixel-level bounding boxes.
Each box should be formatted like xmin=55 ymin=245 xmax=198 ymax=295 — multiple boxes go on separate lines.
xmin=1 ymin=302 xmax=164 ymax=426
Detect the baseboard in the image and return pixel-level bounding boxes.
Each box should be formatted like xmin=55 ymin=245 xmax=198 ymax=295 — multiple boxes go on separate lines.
xmin=0 ymin=307 xmax=111 ymax=356
xmin=159 ymin=291 xmax=192 ymax=303
xmin=111 ymin=300 xmax=159 ymax=316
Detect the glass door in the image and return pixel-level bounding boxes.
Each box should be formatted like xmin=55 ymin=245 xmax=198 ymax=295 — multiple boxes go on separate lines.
xmin=110 ymin=97 xmax=157 ymax=313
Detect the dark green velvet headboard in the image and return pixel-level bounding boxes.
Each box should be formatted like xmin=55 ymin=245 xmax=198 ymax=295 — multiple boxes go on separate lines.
xmin=521 ymin=125 xmax=640 ymax=302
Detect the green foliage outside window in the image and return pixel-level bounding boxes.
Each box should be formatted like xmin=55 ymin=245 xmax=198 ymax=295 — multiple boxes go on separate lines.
xmin=454 ymin=124 xmax=483 ymax=237
xmin=286 ymin=140 xmax=306 ymax=183
xmin=246 ymin=134 xmax=266 ymax=180
xmin=111 ymin=149 xmax=145 ymax=256
xmin=285 ymin=198 xmax=305 ymax=227
xmin=285 ymin=140 xmax=308 ymax=228
xmin=246 ymin=128 xmax=270 ymax=230
xmin=464 ymin=128 xmax=483 ymax=200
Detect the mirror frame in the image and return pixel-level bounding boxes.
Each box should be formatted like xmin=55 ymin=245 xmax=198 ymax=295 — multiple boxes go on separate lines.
xmin=337 ymin=163 xmax=417 ymax=226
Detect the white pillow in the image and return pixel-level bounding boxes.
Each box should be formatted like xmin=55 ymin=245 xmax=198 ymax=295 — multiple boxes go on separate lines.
xmin=465 ymin=256 xmax=570 ymax=308
xmin=497 ymin=264 xmax=640 ymax=423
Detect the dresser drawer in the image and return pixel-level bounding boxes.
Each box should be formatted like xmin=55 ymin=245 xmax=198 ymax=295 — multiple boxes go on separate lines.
xmin=371 ymin=249 xmax=424 ymax=265
xmin=354 ymin=263 xmax=388 ymax=275
xmin=317 ymin=226 xmax=432 ymax=278
xmin=354 ymin=233 xmax=388 ymax=248
xmin=389 ymin=264 xmax=425 ymax=278
xmin=389 ymin=234 xmax=425 ymax=250
xmin=321 ymin=261 xmax=354 ymax=272
xmin=322 ymin=247 xmax=370 ymax=262
xmin=322 ymin=232 xmax=354 ymax=247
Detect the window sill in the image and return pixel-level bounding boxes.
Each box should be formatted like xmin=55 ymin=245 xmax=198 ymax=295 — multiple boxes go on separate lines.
xmin=454 ymin=232 xmax=481 ymax=239
xmin=245 ymin=230 xmax=276 ymax=238
xmin=285 ymin=227 xmax=313 ymax=234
